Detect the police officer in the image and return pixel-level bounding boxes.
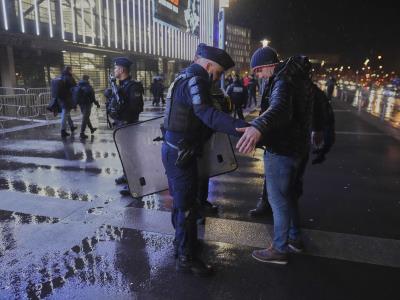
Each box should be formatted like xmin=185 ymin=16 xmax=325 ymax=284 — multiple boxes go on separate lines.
xmin=108 ymin=57 xmax=145 ymax=195
xmin=226 ymin=74 xmax=248 ymax=120
xmin=162 ymin=44 xmax=248 ymax=276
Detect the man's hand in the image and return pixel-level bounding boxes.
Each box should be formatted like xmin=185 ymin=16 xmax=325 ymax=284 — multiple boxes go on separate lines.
xmin=236 ymin=126 xmax=262 ymax=154
xmin=311 ymin=131 xmax=324 ymax=149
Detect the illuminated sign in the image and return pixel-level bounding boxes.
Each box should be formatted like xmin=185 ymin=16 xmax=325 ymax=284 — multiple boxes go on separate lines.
xmin=154 ymin=0 xmax=200 ymax=36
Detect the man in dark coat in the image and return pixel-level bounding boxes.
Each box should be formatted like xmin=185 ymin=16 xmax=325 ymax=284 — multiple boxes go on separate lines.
xmin=236 ymin=47 xmax=324 ymax=265
xmin=58 ymin=66 xmax=77 ymax=138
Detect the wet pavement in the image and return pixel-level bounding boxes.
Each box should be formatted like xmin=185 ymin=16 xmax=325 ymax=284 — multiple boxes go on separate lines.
xmin=1 ymin=100 xmax=400 ymax=299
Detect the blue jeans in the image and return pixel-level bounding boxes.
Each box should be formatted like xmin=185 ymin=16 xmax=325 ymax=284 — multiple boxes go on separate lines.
xmin=264 ymin=151 xmax=309 ymax=252
xmin=61 ymin=108 xmax=74 ymax=131
xmin=161 ymin=143 xmax=199 ymax=257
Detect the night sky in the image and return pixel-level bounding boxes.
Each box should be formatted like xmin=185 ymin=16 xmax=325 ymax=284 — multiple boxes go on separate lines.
xmin=227 ymin=0 xmax=400 ymax=69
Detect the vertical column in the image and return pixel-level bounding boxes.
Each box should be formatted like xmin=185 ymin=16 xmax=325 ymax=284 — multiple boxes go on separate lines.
xmin=71 ymin=0 xmax=76 ymax=41
xmin=47 ymin=0 xmax=53 ymax=37
xmin=106 ymin=0 xmax=111 ymax=47
xmin=90 ymin=0 xmax=95 ymax=43
xmin=127 ymin=0 xmax=131 ymax=50
xmin=98 ymin=0 xmax=103 ymax=46
xmin=148 ymin=0 xmax=152 ymax=54
xmin=113 ymin=0 xmax=118 ymax=48
xmin=1 ymin=0 xmax=9 ymax=30
xmin=143 ymin=0 xmax=147 ymax=53
xmin=138 ymin=0 xmax=142 ymax=52
xmin=18 ymin=0 xmax=25 ymax=33
xmin=0 ymin=46 xmax=17 ymax=88
xmin=81 ymin=1 xmax=85 ymax=43
xmin=152 ymin=0 xmax=155 ymax=55
xmin=133 ymin=0 xmax=137 ymax=52
xmin=121 ymin=0 xmax=125 ymax=49
xmin=34 ymin=0 xmax=40 ymax=35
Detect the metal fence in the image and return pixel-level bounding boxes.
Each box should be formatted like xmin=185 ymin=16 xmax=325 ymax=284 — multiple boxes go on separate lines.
xmin=0 ymin=94 xmax=39 ymax=119
xmin=0 ymin=87 xmax=27 ymax=95
xmin=26 ymin=87 xmax=51 ymax=95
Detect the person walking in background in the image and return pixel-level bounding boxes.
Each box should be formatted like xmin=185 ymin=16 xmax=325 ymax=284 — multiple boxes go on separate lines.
xmin=247 ymin=74 xmax=259 ymax=107
xmin=52 ymin=66 xmax=77 ymax=138
xmin=75 ymin=75 xmax=101 ymax=139
xmin=226 ymin=74 xmax=248 ymax=120
xmin=326 ymin=76 xmax=336 ymax=99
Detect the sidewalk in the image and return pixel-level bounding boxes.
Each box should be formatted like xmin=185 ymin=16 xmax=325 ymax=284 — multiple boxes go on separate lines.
xmin=0 ymin=98 xmax=399 ymax=299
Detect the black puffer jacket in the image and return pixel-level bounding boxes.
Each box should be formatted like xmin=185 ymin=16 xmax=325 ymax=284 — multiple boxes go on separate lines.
xmin=251 ymin=56 xmax=324 ymax=156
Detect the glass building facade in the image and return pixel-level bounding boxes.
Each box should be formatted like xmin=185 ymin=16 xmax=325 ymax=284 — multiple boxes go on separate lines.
xmin=0 ymin=0 xmax=215 ymax=89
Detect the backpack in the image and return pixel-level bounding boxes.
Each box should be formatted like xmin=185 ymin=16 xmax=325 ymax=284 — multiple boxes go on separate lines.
xmin=71 ymin=85 xmax=85 ymax=107
xmin=50 ymin=77 xmax=65 ymax=100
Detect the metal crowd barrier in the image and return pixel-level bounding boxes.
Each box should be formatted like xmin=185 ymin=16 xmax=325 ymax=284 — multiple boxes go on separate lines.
xmin=0 ymin=87 xmax=27 ymax=95
xmin=26 ymin=87 xmax=50 ymax=95
xmin=0 ymin=94 xmax=39 ymax=119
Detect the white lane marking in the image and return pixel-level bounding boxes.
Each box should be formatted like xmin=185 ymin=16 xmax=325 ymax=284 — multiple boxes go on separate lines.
xmin=336 ymin=131 xmax=388 ymax=136
xmin=1 ymin=190 xmax=399 ymax=268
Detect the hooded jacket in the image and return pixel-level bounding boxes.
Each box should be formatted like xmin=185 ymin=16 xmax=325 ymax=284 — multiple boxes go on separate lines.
xmin=251 ymin=56 xmax=324 ymax=156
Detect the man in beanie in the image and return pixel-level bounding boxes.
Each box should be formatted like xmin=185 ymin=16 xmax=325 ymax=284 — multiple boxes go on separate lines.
xmin=162 ymin=44 xmax=248 ymax=276
xmin=236 ymin=47 xmax=324 ymax=265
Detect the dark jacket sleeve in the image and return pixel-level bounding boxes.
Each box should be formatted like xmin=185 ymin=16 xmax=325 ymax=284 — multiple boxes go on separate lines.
xmin=312 ymin=88 xmax=327 ymax=132
xmin=250 ymin=79 xmax=293 ymax=135
xmin=189 ymin=78 xmax=248 ymax=136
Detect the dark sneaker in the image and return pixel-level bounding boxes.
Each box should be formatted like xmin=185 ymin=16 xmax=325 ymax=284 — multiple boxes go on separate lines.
xmin=115 ymin=175 xmax=127 ymax=185
xmin=288 ymin=238 xmax=304 ymax=253
xmin=80 ymin=133 xmax=88 ymax=139
xmin=70 ymin=126 xmax=77 ymax=132
xmin=119 ymin=185 xmax=131 ymax=196
xmin=200 ymin=200 xmax=218 ymax=213
xmin=176 ymin=256 xmax=214 ymax=277
xmin=252 ymin=247 xmax=288 ymax=265
xmin=90 ymin=127 xmax=97 ymax=134
xmin=61 ymin=130 xmax=70 ymax=138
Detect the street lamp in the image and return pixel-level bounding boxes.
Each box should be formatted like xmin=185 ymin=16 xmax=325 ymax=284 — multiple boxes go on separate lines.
xmin=364 ymin=58 xmax=370 ymax=66
xmin=261 ymin=39 xmax=270 ymax=47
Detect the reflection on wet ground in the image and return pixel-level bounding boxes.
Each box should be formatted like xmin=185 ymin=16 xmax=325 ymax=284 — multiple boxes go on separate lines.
xmin=0 ymin=210 xmax=59 ymax=260
xmin=0 ymin=225 xmax=172 ymax=299
xmin=0 ymin=176 xmax=93 ymax=202
xmin=1 ymin=224 xmax=398 ymax=300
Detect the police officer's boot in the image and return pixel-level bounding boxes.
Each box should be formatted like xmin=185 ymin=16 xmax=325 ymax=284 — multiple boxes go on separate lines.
xmin=115 ymin=174 xmax=128 ymax=185
xmin=176 ymin=255 xmax=214 ymax=277
xmin=70 ymin=126 xmax=77 ymax=133
xmin=80 ymin=132 xmax=88 ymax=139
xmin=61 ymin=130 xmax=70 ymax=138
xmin=119 ymin=185 xmax=131 ymax=196
xmin=249 ymin=197 xmax=272 ymax=217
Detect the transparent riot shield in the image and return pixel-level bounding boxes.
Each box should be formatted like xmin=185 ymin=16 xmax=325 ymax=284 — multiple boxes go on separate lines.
xmin=113 ymin=116 xmax=238 ymax=198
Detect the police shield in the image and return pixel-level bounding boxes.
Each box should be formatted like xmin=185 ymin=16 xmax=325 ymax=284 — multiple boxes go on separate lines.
xmin=113 ymin=117 xmax=238 ymax=198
